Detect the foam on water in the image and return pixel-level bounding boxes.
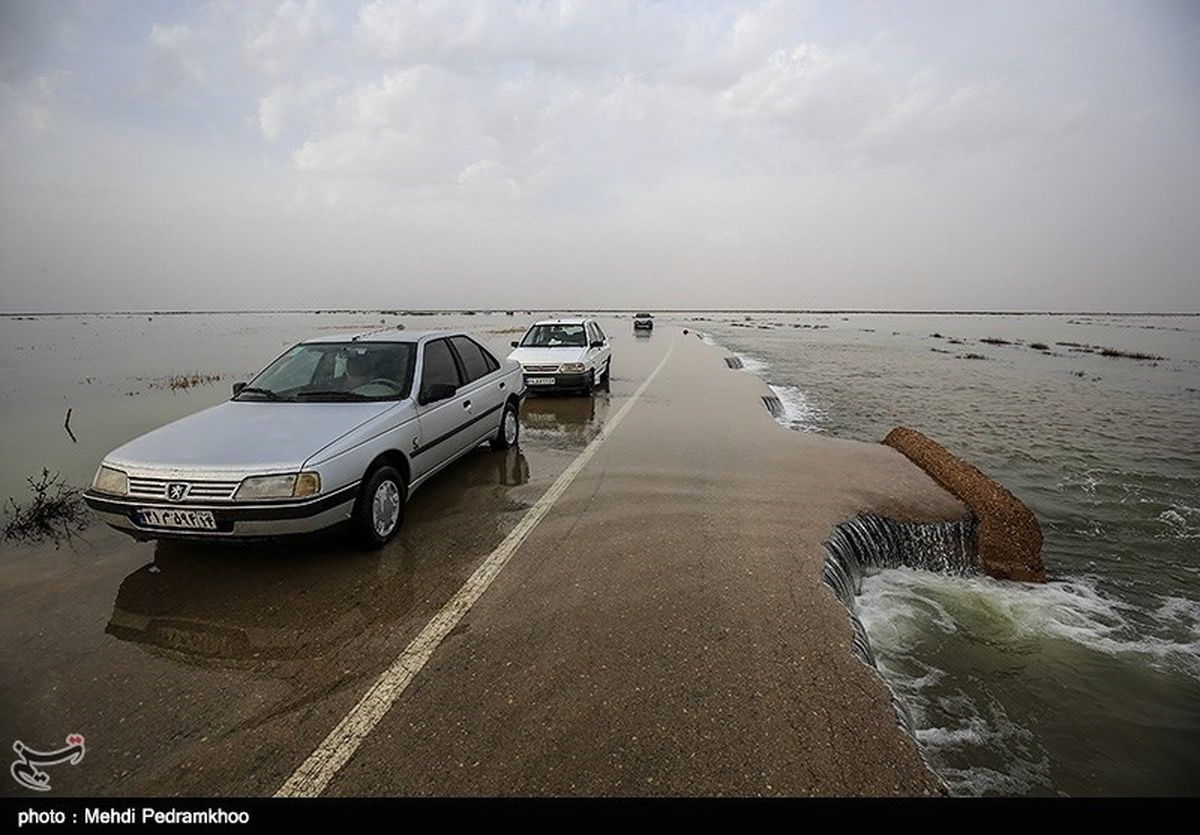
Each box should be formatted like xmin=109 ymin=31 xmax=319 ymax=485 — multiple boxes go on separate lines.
xmin=766 ymin=384 xmax=825 ymax=432
xmin=1158 ymin=504 xmax=1200 ymax=539
xmin=734 ymin=352 xmax=768 ymax=375
xmin=859 ymin=568 xmax=1200 ymax=683
xmin=857 ymin=566 xmax=1200 ymax=795
xmin=706 ymin=339 xmax=825 ymax=432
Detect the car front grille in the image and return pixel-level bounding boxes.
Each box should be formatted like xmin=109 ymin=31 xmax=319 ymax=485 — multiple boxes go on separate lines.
xmin=522 ymin=365 xmax=561 ymax=374
xmin=126 ymin=477 xmax=241 ymax=502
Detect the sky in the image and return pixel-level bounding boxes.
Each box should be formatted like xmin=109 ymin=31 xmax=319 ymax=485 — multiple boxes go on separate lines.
xmin=1 ymin=0 xmax=1198 ymax=312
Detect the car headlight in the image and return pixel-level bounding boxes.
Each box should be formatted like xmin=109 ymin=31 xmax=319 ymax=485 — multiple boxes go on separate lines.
xmin=559 ymin=363 xmax=586 ymax=373
xmin=92 ymin=465 xmax=128 ymax=496
xmin=235 ymin=472 xmax=321 ymax=501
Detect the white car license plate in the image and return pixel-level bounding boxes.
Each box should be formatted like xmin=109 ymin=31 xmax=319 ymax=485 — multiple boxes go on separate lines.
xmin=137 ymin=508 xmax=217 ymax=530
xmin=527 ymin=377 xmax=556 ymax=385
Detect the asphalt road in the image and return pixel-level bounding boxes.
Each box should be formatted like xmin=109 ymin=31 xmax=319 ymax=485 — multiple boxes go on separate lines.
xmin=0 ymin=324 xmax=964 ymax=797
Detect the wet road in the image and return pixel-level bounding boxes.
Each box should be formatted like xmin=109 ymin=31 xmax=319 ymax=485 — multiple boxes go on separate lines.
xmin=1 ymin=324 xmax=963 ymax=796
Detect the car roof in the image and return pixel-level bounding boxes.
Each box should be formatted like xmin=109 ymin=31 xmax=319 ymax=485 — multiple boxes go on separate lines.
xmin=529 ymin=318 xmax=589 ymax=326
xmin=301 ymin=329 xmax=456 ymax=344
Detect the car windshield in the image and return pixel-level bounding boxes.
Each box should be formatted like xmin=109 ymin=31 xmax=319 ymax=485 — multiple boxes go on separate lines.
xmin=635 ymin=312 xmax=651 ymax=318
xmin=519 ymin=324 xmax=588 ymax=348
xmin=236 ymin=341 xmax=416 ymax=402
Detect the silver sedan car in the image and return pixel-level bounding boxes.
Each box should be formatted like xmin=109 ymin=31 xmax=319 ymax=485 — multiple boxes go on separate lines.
xmin=83 ymin=330 xmax=526 ymax=547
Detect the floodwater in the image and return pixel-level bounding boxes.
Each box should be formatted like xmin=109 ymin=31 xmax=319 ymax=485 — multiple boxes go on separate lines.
xmin=689 ymin=311 xmax=1200 ymax=796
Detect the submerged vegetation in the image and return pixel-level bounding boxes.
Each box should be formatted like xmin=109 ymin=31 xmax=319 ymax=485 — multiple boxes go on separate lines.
xmin=3 ymin=469 xmax=89 ymax=546
xmin=131 ymin=372 xmax=224 ymax=393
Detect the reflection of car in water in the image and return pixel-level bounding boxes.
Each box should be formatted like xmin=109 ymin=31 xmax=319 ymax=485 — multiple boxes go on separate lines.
xmin=633 ymin=312 xmax=654 ymax=331
xmin=106 ymin=447 xmax=529 ymax=669
xmin=84 ymin=330 xmax=525 ymax=549
xmin=518 ymin=393 xmax=613 ymax=451
xmin=106 ymin=543 xmax=394 ymax=666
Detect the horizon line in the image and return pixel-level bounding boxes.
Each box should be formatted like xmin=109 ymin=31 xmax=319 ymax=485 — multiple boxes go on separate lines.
xmin=2 ymin=308 xmax=1198 ymax=317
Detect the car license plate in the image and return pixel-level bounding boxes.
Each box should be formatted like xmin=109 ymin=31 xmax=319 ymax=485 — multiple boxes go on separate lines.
xmin=527 ymin=377 xmax=555 ymax=385
xmin=137 ymin=508 xmax=217 ymax=530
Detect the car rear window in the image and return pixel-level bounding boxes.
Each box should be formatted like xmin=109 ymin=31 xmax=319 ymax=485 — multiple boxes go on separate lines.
xmin=450 ymin=336 xmax=498 ymax=383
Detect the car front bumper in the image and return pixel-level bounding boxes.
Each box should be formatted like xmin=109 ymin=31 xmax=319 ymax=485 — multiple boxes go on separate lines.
xmin=522 ymin=371 xmax=591 ymax=392
xmin=633 ymin=321 xmax=653 ymax=329
xmin=82 ymin=483 xmax=359 ymax=540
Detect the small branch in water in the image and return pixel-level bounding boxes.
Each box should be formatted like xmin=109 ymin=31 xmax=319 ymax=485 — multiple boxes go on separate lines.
xmin=3 ymin=469 xmax=89 ymax=547
xmin=64 ymin=408 xmax=77 ymax=443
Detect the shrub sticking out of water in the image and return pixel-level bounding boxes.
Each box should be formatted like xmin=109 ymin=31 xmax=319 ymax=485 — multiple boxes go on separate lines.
xmin=1029 ymin=342 xmax=1049 ymax=351
xmin=980 ymin=337 xmax=1012 ymax=345
xmin=157 ymin=373 xmax=222 ymax=391
xmin=1098 ymin=347 xmax=1164 ymax=361
xmin=3 ymin=469 xmax=89 ymax=546
xmin=1053 ymin=342 xmax=1164 ymax=361
xmin=959 ymin=353 xmax=988 ymax=360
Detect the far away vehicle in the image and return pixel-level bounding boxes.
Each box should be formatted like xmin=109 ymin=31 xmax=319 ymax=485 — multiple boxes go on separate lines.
xmin=508 ymin=318 xmax=612 ymax=395
xmin=633 ymin=312 xmax=654 ymax=330
xmin=83 ymin=330 xmax=525 ymax=547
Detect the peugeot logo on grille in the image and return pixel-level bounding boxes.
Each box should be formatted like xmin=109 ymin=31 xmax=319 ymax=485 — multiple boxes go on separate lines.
xmin=166 ymin=482 xmax=189 ymax=502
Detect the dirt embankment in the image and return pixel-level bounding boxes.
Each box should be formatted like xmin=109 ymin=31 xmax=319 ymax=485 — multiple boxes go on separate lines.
xmin=883 ymin=426 xmax=1046 ymax=582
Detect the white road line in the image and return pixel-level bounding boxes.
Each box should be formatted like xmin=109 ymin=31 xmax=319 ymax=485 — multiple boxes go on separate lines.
xmin=276 ymin=337 xmax=676 ymax=798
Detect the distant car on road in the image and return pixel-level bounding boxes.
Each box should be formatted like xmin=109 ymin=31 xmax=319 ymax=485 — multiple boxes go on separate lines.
xmin=508 ymin=318 xmax=611 ymax=395
xmin=83 ymin=330 xmax=525 ymax=547
xmin=633 ymin=312 xmax=654 ymax=330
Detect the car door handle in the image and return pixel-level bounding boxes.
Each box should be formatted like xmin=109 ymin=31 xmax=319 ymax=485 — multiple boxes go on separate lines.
xmin=499 ymin=382 xmax=505 ymax=389
xmin=463 ymin=399 xmax=471 ymax=408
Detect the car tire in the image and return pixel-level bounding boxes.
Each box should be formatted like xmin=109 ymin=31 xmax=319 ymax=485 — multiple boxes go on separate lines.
xmin=490 ymin=399 xmax=520 ymax=451
xmin=352 ymin=465 xmax=406 ymax=549
xmin=602 ymin=360 xmax=612 ymax=389
xmin=581 ymin=369 xmax=595 ymax=396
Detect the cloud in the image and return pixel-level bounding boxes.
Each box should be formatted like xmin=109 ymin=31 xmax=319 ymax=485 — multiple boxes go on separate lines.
xmin=146 ymin=22 xmax=205 ymax=93
xmin=258 ymin=78 xmax=337 ymax=142
xmin=0 ymin=73 xmax=66 ymax=150
xmin=2 ymin=0 xmax=1198 ymax=311
xmin=245 ymin=0 xmax=336 ymax=77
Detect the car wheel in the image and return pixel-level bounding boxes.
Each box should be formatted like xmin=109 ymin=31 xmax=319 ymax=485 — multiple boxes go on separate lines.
xmin=490 ymin=399 xmax=520 ymax=450
xmin=353 ymin=465 xmax=406 ymax=549
xmin=581 ymin=369 xmax=595 ymax=396
xmin=602 ymin=360 xmax=612 ymax=389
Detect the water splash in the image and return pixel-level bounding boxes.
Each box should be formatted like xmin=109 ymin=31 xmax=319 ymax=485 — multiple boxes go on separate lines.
xmin=767 ymin=384 xmax=825 ymax=432
xmin=821 ymin=514 xmax=978 ymax=751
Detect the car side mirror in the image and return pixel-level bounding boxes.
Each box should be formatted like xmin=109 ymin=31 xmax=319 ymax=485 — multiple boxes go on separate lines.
xmin=590 ymin=340 xmax=604 ymax=348
xmin=420 ymin=382 xmax=458 ymax=405
xmin=232 ymin=382 xmax=246 ymax=396
xmin=511 ymin=340 xmax=519 ymax=348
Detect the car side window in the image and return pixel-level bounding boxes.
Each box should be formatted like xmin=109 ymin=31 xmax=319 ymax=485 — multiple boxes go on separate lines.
xmin=449 ymin=336 xmax=495 ymax=384
xmin=420 ymin=339 xmax=461 ymax=400
xmin=593 ymin=322 xmax=607 ymax=342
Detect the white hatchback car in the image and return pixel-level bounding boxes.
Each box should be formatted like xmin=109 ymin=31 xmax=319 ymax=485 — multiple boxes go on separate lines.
xmin=508 ymin=318 xmax=612 ymax=395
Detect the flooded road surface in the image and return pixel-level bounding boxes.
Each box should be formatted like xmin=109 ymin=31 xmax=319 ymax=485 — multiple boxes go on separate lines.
xmin=0 ymin=318 xmax=656 ymax=796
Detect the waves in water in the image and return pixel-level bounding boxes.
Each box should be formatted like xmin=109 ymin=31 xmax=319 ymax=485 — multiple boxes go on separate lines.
xmin=858 ymin=568 xmax=1200 ymax=795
